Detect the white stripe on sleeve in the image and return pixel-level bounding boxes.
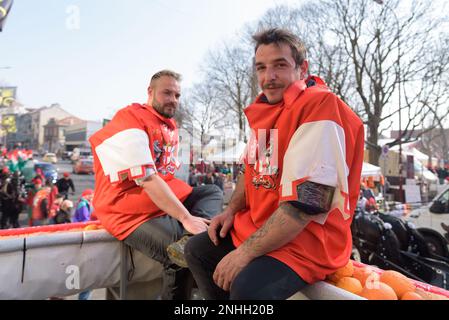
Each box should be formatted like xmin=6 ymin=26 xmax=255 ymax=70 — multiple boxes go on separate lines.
xmin=280 ymin=120 xmax=350 ymax=223
xmin=95 ymin=128 xmax=155 ymax=183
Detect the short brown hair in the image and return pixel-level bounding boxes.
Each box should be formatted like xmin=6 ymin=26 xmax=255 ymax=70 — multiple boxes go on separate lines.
xmin=252 ymin=28 xmax=307 ymax=68
xmin=149 ymin=69 xmax=182 ymax=89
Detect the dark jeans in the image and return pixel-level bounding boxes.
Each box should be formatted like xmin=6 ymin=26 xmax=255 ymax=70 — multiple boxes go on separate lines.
xmin=185 ymin=231 xmax=309 ymax=300
xmin=0 ymin=201 xmax=21 ymax=229
xmin=123 ymin=185 xmax=223 ymax=300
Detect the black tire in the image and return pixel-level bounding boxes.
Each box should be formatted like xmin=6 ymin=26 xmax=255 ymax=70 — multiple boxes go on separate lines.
xmin=417 ymin=227 xmax=449 ymax=258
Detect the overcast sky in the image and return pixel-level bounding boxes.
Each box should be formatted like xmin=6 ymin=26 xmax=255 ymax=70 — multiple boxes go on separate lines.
xmin=0 ymin=0 xmax=300 ymax=122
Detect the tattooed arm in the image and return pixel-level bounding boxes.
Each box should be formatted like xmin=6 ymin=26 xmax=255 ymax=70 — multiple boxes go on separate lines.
xmin=213 ymin=202 xmax=314 ymax=291
xmin=239 ymin=202 xmax=313 ymax=259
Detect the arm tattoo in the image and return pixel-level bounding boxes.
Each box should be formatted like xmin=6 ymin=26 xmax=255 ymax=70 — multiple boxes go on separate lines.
xmin=240 ymin=202 xmax=311 ymax=257
xmin=281 ymin=202 xmax=312 ymax=227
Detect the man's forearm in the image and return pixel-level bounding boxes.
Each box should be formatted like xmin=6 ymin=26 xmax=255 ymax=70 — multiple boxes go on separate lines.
xmin=141 ymin=174 xmax=190 ymax=222
xmin=239 ymin=202 xmax=313 ymax=259
xmin=226 ymin=173 xmax=246 ymax=214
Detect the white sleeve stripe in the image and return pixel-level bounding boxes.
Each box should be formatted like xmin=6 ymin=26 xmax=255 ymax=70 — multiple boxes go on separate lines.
xmin=95 ymin=128 xmax=155 ymax=183
xmin=280 ymin=120 xmax=350 ymax=222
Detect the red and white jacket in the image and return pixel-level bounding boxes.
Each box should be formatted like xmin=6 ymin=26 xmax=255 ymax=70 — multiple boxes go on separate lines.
xmin=89 ymin=103 xmax=192 ymax=240
xmin=231 ymin=77 xmax=365 ymax=283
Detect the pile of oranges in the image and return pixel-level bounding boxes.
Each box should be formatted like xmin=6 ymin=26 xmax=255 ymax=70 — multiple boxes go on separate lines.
xmin=326 ymin=260 xmax=449 ymax=300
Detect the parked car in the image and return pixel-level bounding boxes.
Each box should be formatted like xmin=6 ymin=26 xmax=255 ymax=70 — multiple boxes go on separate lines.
xmin=34 ymin=162 xmax=58 ymax=184
xmin=42 ymin=152 xmax=58 ymax=164
xmin=61 ymin=151 xmax=72 ymax=161
xmin=70 ymin=148 xmax=92 ymax=163
xmin=408 ymin=184 xmax=449 ymax=256
xmin=73 ymin=158 xmax=94 ymax=174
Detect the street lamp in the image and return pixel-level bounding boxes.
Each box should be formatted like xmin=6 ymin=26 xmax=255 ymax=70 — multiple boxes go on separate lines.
xmin=374 ymin=0 xmax=403 ymax=202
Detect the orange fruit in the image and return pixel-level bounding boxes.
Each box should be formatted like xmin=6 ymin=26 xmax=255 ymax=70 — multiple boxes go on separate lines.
xmin=327 ymin=260 xmax=354 ymax=282
xmin=353 ymin=266 xmax=375 ymax=287
xmin=336 ymin=277 xmax=363 ymax=295
xmin=379 ymin=270 xmax=415 ymax=299
xmin=401 ymin=291 xmax=424 ymax=300
xmin=84 ymin=224 xmax=99 ymax=231
xmin=360 ymin=282 xmax=398 ymax=300
xmin=414 ymin=288 xmax=431 ymax=300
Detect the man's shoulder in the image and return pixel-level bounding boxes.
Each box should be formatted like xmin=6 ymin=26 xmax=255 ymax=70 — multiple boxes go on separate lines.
xmin=294 ymin=85 xmax=363 ymax=128
xmin=116 ymin=103 xmax=146 ymax=116
xmin=302 ymin=83 xmax=334 ymax=102
xmin=89 ymin=103 xmax=150 ymax=145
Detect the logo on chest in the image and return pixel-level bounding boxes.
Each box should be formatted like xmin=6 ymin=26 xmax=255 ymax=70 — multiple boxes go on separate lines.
xmin=151 ymin=124 xmax=178 ymax=175
xmin=247 ymin=129 xmax=279 ymax=190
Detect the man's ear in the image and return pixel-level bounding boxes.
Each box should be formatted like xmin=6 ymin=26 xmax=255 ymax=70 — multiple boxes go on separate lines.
xmin=299 ymin=60 xmax=309 ymax=80
xmin=147 ymin=86 xmax=154 ymax=104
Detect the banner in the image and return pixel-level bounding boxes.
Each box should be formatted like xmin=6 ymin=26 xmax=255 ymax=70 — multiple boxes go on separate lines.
xmin=0 ymin=0 xmax=13 ymax=31
xmin=1 ymin=114 xmax=16 ymax=133
xmin=0 ymin=86 xmax=16 ymax=107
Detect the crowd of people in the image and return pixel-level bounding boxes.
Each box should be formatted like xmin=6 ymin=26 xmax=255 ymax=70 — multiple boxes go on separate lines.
xmin=0 ymin=145 xmax=95 ymax=230
xmin=187 ymin=162 xmax=235 ymax=191
xmin=357 ymin=185 xmax=379 ymax=214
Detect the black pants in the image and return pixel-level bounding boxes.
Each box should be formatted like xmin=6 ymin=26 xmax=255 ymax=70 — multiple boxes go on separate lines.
xmin=184 ymin=231 xmax=309 ymax=300
xmin=123 ymin=185 xmax=223 ymax=300
xmin=0 ymin=201 xmax=21 ymax=229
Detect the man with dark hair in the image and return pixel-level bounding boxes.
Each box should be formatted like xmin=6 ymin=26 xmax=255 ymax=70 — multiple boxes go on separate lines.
xmin=89 ymin=70 xmax=223 ymax=300
xmin=185 ymin=28 xmax=365 ymax=300
xmin=56 ymin=172 xmax=75 ymax=199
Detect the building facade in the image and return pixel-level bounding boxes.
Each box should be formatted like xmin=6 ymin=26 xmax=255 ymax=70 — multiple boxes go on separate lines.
xmin=64 ymin=120 xmax=102 ymax=152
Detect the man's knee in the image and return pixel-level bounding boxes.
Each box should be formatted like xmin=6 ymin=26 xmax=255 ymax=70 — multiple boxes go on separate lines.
xmin=184 ymin=232 xmax=203 ymax=259
xmin=197 ymin=184 xmax=222 ymax=197
xmin=184 ymin=232 xmax=210 ymax=265
xmin=209 ymin=184 xmax=223 ymax=195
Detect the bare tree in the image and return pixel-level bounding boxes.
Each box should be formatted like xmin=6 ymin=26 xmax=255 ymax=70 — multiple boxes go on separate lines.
xmin=181 ymin=80 xmax=228 ymax=157
xmin=202 ymin=41 xmax=254 ymax=142
xmin=190 ymin=0 xmax=449 ymax=167
xmin=298 ymin=0 xmax=449 ymax=165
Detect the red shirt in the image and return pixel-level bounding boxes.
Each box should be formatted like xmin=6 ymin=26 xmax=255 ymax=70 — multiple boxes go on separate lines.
xmin=32 ymin=188 xmax=50 ymax=220
xmin=89 ymin=103 xmax=192 ymax=240
xmin=231 ymin=77 xmax=365 ymax=284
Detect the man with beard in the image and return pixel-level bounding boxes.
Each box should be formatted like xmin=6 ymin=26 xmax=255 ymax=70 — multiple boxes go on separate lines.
xmin=89 ymin=70 xmax=223 ymax=300
xmin=185 ymin=29 xmax=364 ymax=300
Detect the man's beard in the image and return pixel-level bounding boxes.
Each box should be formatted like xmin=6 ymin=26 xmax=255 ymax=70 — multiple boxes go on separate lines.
xmin=153 ymin=100 xmax=176 ymax=119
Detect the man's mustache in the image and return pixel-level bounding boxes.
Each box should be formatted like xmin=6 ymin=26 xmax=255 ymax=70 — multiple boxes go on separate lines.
xmin=263 ymin=83 xmax=284 ymax=90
